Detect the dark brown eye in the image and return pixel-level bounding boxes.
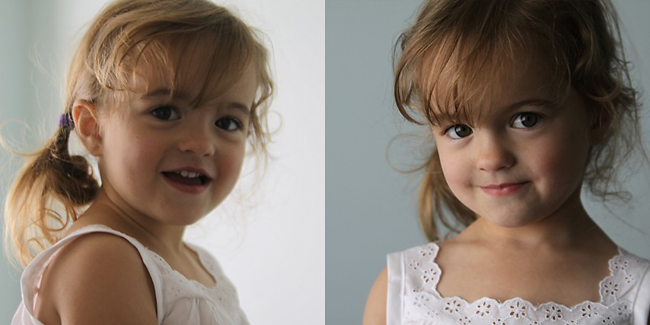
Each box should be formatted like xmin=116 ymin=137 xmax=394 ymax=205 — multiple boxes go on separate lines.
xmin=512 ymin=112 xmax=541 ymax=128
xmin=215 ymin=117 xmax=242 ymax=131
xmin=150 ymin=105 xmax=180 ymax=120
xmin=445 ymin=124 xmax=473 ymax=139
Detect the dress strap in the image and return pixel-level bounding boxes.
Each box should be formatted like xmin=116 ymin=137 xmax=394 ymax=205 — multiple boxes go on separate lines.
xmin=387 ymin=250 xmax=405 ymax=324
xmin=627 ymin=251 xmax=650 ymax=325
xmin=387 ymin=243 xmax=441 ymax=324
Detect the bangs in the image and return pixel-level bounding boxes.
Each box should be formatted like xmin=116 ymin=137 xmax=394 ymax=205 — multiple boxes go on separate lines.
xmin=77 ymin=0 xmax=270 ymax=111
xmin=411 ymin=33 xmax=567 ymax=127
xmin=117 ymin=28 xmax=260 ymax=108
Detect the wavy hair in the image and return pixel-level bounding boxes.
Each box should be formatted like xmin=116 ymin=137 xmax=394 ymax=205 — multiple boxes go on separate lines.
xmin=394 ymin=0 xmax=642 ymax=241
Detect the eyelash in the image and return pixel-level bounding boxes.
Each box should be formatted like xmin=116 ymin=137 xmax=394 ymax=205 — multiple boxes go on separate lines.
xmin=444 ymin=124 xmax=473 ymax=139
xmin=511 ymin=112 xmax=543 ymax=129
xmin=150 ymin=105 xmax=180 ymax=121
xmin=442 ymin=112 xmax=543 ymax=140
xmin=215 ymin=117 xmax=243 ymax=131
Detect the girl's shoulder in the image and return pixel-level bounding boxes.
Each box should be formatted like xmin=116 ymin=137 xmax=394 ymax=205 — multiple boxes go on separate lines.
xmin=15 ymin=224 xmax=250 ymax=325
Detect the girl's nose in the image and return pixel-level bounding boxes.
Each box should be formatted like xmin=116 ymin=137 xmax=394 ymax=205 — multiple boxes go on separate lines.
xmin=178 ymin=128 xmax=215 ymax=157
xmin=475 ymin=134 xmax=515 ymax=171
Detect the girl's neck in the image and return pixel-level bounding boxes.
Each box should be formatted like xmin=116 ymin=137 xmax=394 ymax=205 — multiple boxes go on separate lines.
xmin=78 ymin=188 xmax=187 ymax=254
xmin=460 ymin=199 xmax=613 ymax=252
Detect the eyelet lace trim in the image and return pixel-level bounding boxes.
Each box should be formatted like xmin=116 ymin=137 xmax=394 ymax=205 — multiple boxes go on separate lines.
xmin=401 ymin=243 xmax=647 ymax=324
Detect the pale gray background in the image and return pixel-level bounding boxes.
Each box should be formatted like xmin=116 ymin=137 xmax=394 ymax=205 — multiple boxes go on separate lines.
xmin=326 ymin=0 xmax=650 ymax=324
xmin=1 ymin=1 xmax=324 ymax=324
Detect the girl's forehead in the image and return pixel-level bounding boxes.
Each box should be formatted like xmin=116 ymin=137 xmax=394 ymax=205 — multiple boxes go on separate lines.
xmin=423 ymin=47 xmax=566 ymax=124
xmin=132 ymin=62 xmax=257 ymax=105
xmin=127 ymin=37 xmax=258 ymax=104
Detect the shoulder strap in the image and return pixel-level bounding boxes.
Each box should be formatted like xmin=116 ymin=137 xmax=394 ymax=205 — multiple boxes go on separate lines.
xmin=386 ymin=243 xmax=441 ymax=324
xmin=627 ymin=252 xmax=650 ymax=325
xmin=387 ymin=250 xmax=405 ymax=324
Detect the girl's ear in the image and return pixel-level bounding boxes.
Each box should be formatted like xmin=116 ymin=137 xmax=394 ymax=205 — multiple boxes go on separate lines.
xmin=72 ymin=99 xmax=103 ymax=156
xmin=589 ymin=106 xmax=612 ymax=145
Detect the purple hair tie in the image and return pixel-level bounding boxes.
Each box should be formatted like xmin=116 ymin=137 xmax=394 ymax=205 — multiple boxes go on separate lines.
xmin=59 ymin=113 xmax=74 ymax=129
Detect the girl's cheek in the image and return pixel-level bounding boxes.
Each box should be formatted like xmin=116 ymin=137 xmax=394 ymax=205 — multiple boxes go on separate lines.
xmin=534 ymin=135 xmax=589 ymax=184
xmin=438 ymin=152 xmax=466 ymax=190
xmin=229 ymin=147 xmax=247 ymax=174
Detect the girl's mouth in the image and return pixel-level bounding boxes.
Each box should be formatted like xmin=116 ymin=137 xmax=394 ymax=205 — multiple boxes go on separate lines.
xmin=162 ymin=171 xmax=209 ymax=185
xmin=161 ymin=170 xmax=212 ymax=193
xmin=480 ymin=182 xmax=529 ymax=196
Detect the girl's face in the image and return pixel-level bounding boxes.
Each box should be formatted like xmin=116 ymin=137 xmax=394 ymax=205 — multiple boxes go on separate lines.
xmin=431 ymin=54 xmax=596 ymax=228
xmin=95 ymin=52 xmax=258 ymax=227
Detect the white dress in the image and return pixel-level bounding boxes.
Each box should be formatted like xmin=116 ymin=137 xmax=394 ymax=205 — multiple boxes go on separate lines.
xmin=387 ymin=243 xmax=650 ymax=325
xmin=12 ymin=224 xmax=249 ymax=325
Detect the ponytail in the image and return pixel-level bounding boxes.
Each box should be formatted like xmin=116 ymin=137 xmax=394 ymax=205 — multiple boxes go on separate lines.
xmin=4 ymin=119 xmax=98 ymax=267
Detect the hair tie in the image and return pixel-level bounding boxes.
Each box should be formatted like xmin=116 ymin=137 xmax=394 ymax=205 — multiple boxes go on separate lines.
xmin=59 ymin=113 xmax=74 ymax=129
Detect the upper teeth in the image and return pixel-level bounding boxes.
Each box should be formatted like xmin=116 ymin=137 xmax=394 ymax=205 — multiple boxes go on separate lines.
xmin=175 ymin=171 xmax=203 ymax=178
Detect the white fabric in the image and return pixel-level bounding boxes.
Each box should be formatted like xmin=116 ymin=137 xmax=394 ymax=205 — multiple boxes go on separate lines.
xmin=12 ymin=224 xmax=249 ymax=325
xmin=387 ymin=242 xmax=650 ymax=325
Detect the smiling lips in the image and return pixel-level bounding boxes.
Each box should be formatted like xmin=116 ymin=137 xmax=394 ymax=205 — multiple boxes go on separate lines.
xmin=480 ymin=182 xmax=529 ymax=196
xmin=161 ymin=168 xmax=212 ymax=194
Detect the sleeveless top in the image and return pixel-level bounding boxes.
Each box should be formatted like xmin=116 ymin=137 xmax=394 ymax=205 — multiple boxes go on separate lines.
xmin=387 ymin=243 xmax=650 ymax=325
xmin=12 ymin=225 xmax=249 ymax=325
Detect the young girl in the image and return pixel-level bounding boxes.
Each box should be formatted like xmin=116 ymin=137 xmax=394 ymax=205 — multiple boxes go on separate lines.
xmin=364 ymin=0 xmax=650 ymax=324
xmin=5 ymin=0 xmax=272 ymax=323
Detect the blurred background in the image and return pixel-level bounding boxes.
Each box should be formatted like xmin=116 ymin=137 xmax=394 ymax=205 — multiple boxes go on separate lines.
xmin=326 ymin=0 xmax=650 ymax=323
xmin=0 ymin=0 xmax=324 ymax=324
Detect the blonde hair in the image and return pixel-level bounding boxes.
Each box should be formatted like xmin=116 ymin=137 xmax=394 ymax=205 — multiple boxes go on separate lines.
xmin=394 ymin=0 xmax=642 ymax=241
xmin=4 ymin=0 xmax=274 ymax=266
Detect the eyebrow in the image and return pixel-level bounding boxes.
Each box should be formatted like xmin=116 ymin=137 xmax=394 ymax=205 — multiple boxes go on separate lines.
xmin=143 ymin=87 xmax=251 ymax=114
xmin=505 ymin=98 xmax=557 ymax=111
xmin=143 ymin=88 xmax=188 ymax=100
xmin=227 ymin=102 xmax=251 ymax=115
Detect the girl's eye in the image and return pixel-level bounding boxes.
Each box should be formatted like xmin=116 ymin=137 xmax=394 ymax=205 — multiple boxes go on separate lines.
xmin=445 ymin=124 xmax=473 ymax=139
xmin=150 ymin=105 xmax=180 ymax=120
xmin=215 ymin=117 xmax=242 ymax=131
xmin=512 ymin=112 xmax=541 ymax=129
